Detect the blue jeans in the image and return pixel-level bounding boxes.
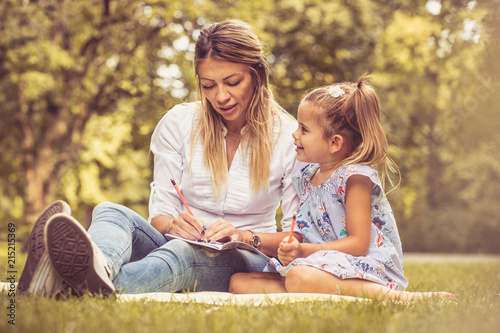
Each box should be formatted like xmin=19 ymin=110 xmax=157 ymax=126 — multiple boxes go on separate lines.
xmin=87 ymin=202 xmax=269 ymax=294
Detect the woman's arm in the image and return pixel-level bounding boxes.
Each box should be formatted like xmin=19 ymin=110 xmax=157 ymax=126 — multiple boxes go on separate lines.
xmin=148 ymin=104 xmax=209 ymax=242
xmin=149 ymin=105 xmax=194 ymax=225
xmin=151 ymin=215 xmax=174 ymax=235
xmin=151 ymin=213 xmax=205 ymax=240
xmin=258 ymin=231 xmax=303 ymax=257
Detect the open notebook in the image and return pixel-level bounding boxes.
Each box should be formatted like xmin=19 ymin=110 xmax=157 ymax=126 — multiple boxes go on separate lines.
xmin=164 ymin=233 xmax=272 ymax=262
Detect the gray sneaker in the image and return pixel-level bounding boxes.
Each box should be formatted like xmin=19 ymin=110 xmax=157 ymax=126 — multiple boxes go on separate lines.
xmin=44 ymin=214 xmax=115 ymax=297
xmin=27 ymin=251 xmax=68 ymax=297
xmin=17 ymin=200 xmax=71 ymax=295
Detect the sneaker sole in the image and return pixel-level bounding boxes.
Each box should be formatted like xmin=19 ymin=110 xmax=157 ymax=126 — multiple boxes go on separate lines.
xmin=45 ymin=214 xmax=114 ymax=297
xmin=17 ymin=201 xmax=71 ymax=294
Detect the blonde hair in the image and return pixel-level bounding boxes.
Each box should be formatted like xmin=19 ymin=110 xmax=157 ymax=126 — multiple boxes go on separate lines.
xmin=303 ymin=75 xmax=400 ymax=191
xmin=192 ymin=20 xmax=283 ymax=195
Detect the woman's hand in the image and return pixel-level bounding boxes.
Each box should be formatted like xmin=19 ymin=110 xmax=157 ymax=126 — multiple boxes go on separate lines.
xmin=205 ymin=219 xmax=246 ymax=243
xmin=277 ymin=236 xmax=302 ymax=266
xmin=154 ymin=212 xmax=205 ymax=241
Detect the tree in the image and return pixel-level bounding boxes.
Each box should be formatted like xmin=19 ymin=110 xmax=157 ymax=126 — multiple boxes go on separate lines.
xmin=443 ymin=0 xmax=500 ymax=252
xmin=372 ymin=0 xmax=500 ymax=252
xmin=2 ymin=0 xmax=497 ymax=253
xmin=1 ymin=0 xmax=395 ymax=230
xmin=0 ymin=0 xmax=201 ymax=230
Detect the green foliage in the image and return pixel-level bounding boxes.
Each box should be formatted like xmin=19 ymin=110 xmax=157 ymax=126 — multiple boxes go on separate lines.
xmin=0 ymin=0 xmax=499 ymax=252
xmin=370 ymin=1 xmax=500 ymax=252
xmin=0 ymin=0 xmax=201 ymax=226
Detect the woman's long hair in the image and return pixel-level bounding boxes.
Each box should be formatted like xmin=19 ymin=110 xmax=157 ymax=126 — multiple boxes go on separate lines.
xmin=192 ymin=20 xmax=283 ymax=195
xmin=303 ymin=75 xmax=400 ymax=191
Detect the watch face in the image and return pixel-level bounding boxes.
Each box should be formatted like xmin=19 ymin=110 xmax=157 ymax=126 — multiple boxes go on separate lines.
xmin=252 ymin=235 xmax=261 ymax=248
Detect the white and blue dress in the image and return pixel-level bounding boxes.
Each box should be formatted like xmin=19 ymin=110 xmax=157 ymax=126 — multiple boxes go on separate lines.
xmin=270 ymin=163 xmax=408 ymax=290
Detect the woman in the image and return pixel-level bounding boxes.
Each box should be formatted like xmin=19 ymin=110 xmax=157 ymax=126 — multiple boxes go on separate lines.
xmin=19 ymin=20 xmax=303 ymax=296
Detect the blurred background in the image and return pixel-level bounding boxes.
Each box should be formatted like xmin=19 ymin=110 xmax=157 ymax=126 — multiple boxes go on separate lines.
xmin=1 ymin=0 xmax=499 ymax=253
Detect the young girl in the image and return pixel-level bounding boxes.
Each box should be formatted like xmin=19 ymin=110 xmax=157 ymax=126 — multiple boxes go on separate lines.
xmin=229 ymin=76 xmax=454 ymax=301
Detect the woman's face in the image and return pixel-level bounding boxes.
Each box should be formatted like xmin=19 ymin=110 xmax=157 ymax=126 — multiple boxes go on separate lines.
xmin=198 ymin=57 xmax=254 ymax=130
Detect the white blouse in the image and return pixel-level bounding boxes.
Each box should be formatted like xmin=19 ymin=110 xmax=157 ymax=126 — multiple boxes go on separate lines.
xmin=148 ymin=102 xmax=304 ymax=233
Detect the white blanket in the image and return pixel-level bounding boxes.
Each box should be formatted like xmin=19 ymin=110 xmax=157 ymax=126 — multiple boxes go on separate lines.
xmin=119 ymin=292 xmax=364 ymax=305
xmin=1 ymin=282 xmax=365 ymax=305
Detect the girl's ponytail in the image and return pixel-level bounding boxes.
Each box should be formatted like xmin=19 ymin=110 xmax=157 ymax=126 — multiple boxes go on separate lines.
xmin=345 ymin=75 xmax=386 ymax=167
xmin=345 ymin=75 xmax=400 ymax=190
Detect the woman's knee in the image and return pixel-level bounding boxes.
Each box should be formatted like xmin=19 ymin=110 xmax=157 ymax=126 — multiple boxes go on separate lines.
xmin=91 ymin=201 xmax=144 ymax=230
xmin=93 ymin=201 xmax=124 ymax=216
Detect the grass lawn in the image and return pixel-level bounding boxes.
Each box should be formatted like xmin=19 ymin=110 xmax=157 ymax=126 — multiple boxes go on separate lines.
xmin=1 ymin=243 xmax=499 ymax=333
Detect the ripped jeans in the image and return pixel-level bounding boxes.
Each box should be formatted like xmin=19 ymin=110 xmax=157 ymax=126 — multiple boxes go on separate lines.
xmin=87 ymin=202 xmax=268 ymax=293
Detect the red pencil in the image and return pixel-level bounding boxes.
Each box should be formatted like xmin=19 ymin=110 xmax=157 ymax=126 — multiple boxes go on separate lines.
xmin=170 ymin=178 xmax=193 ymax=215
xmin=288 ymin=212 xmax=297 ymax=243
xmin=170 ymin=178 xmax=208 ymax=242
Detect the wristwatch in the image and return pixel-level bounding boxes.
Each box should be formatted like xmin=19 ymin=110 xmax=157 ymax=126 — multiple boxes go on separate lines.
xmin=250 ymin=231 xmax=261 ymax=249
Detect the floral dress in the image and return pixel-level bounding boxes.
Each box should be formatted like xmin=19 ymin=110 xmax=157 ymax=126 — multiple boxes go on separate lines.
xmin=270 ymin=163 xmax=408 ymax=290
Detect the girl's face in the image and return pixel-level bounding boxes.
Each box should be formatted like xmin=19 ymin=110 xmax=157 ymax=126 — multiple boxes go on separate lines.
xmin=197 ymin=57 xmax=254 ymax=131
xmin=292 ymin=101 xmax=334 ymax=164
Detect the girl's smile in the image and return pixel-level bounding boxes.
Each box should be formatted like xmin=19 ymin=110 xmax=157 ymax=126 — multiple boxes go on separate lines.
xmin=295 ymin=144 xmax=304 ymax=152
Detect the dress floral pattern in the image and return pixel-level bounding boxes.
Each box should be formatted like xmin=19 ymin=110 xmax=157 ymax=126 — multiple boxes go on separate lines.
xmin=270 ymin=163 xmax=408 ymax=290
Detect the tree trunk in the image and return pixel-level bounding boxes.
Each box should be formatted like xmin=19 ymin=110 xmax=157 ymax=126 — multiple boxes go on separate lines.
xmin=18 ymin=87 xmax=80 ymax=228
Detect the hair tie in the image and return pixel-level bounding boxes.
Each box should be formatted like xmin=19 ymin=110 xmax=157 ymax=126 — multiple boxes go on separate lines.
xmin=327 ymin=85 xmax=345 ymax=98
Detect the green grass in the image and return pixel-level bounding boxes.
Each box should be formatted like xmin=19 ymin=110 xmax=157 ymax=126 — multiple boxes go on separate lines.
xmin=1 ymin=245 xmax=499 ymax=333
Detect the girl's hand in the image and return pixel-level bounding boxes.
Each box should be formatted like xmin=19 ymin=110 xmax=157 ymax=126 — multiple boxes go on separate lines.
xmin=168 ymin=212 xmax=205 ymax=241
xmin=277 ymin=236 xmax=301 ymax=266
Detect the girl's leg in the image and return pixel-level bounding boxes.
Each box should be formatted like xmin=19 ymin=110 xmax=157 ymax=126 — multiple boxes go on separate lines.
xmin=285 ymin=265 xmax=454 ymax=301
xmin=229 ymin=272 xmax=286 ymax=294
xmin=385 ymin=290 xmax=455 ymax=301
